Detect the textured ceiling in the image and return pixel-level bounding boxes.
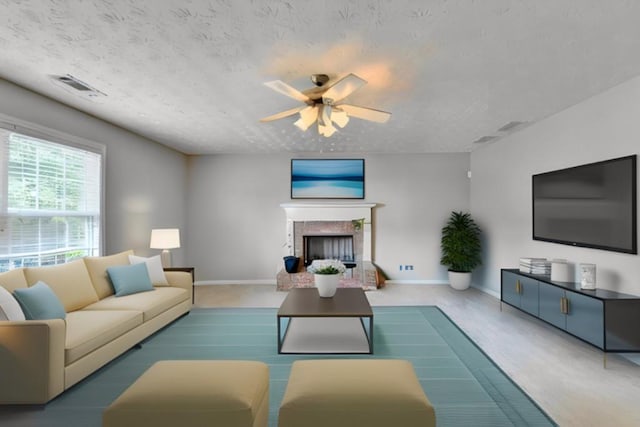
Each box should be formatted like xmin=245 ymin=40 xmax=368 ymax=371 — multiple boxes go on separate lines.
xmin=1 ymin=0 xmax=640 ymax=155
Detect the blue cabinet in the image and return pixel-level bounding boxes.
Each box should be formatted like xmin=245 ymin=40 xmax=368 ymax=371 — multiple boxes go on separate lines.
xmin=501 ymin=269 xmax=640 ymax=353
xmin=538 ymin=282 xmax=565 ymax=329
xmin=501 ymin=271 xmax=539 ymax=316
xmin=566 ymin=292 xmax=603 ymax=348
xmin=538 ymin=282 xmax=604 ymax=348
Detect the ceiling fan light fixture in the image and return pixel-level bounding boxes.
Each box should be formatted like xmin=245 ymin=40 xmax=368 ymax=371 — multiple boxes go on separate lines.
xmin=294 ymin=105 xmax=316 ymax=131
xmin=317 ymin=104 xmax=332 ymax=127
xmin=261 ymin=73 xmax=391 ymax=138
xmin=294 ymin=117 xmax=310 ymax=131
xmin=331 ymin=109 xmax=349 ymax=128
xmin=296 ymin=105 xmax=318 ymax=131
xmin=318 ymin=122 xmax=337 ymax=137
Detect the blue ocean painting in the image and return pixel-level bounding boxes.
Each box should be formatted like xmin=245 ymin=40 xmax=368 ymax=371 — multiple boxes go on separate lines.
xmin=291 ymin=159 xmax=364 ymax=198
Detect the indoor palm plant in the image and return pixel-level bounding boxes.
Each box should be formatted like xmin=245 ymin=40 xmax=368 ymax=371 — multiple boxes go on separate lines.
xmin=307 ymin=260 xmax=346 ymax=297
xmin=440 ymin=211 xmax=482 ymax=290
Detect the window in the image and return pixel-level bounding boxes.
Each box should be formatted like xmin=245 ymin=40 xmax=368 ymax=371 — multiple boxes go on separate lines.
xmin=0 ymin=124 xmax=103 ymax=271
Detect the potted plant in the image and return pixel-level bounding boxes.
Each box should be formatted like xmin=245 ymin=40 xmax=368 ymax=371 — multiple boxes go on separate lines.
xmin=307 ymin=259 xmax=347 ymax=297
xmin=440 ymin=211 xmax=482 ymax=290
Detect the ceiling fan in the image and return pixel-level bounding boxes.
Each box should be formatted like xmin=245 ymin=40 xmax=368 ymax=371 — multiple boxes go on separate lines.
xmin=260 ymin=73 xmax=391 ymax=137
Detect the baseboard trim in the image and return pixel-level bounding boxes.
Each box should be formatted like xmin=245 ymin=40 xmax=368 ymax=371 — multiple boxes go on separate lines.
xmin=383 ymin=279 xmax=449 ymax=285
xmin=198 ymin=279 xmax=451 ymax=286
xmin=195 ymin=280 xmax=276 ymax=286
xmin=472 ymin=285 xmax=501 ymax=299
xmin=194 ymin=279 xmax=502 ymax=300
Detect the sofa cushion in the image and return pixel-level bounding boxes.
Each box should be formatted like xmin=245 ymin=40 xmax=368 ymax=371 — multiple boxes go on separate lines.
xmin=84 ymin=250 xmax=134 ymax=299
xmin=82 ymin=287 xmax=188 ymax=322
xmin=128 ymin=255 xmax=168 ymax=285
xmin=13 ymin=282 xmax=66 ymax=320
xmin=0 ymin=268 xmax=28 ymax=293
xmin=107 ymin=263 xmax=154 ymax=297
xmin=0 ymin=285 xmax=26 ymax=321
xmin=65 ymin=309 xmax=143 ymax=364
xmin=24 ymin=259 xmax=99 ymax=312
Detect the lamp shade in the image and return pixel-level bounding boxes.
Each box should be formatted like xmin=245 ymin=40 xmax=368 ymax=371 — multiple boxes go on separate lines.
xmin=150 ymin=228 xmax=180 ymax=249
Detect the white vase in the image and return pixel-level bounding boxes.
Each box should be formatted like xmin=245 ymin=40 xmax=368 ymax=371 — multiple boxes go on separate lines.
xmin=448 ymin=271 xmax=472 ymax=290
xmin=314 ymin=273 xmax=340 ymax=297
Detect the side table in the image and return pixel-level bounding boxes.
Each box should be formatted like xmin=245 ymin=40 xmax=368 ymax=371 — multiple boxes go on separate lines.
xmin=164 ymin=267 xmax=195 ymax=303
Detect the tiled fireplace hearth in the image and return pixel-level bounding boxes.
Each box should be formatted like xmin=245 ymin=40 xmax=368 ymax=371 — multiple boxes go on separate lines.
xmin=277 ymin=203 xmax=383 ymax=291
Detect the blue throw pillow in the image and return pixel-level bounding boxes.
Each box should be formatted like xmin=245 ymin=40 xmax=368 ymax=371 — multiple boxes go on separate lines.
xmin=13 ymin=281 xmax=66 ymax=320
xmin=107 ymin=262 xmax=154 ymax=297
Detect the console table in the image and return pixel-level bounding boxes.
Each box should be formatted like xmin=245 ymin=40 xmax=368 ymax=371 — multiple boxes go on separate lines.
xmin=501 ymin=268 xmax=640 ymax=366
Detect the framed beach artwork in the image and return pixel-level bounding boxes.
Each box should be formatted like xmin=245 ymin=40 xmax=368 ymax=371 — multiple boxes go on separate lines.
xmin=291 ymin=159 xmax=365 ymax=199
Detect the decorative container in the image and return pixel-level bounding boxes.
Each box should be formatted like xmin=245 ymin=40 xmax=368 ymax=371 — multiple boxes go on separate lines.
xmin=580 ymin=263 xmax=596 ymax=290
xmin=448 ymin=271 xmax=472 ymax=290
xmin=314 ymin=273 xmax=340 ymax=297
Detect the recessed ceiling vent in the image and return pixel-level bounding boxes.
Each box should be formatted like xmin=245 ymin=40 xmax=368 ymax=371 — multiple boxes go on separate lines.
xmin=498 ymin=121 xmax=525 ymax=132
xmin=50 ymin=74 xmax=106 ymax=98
xmin=472 ymin=135 xmax=497 ymax=144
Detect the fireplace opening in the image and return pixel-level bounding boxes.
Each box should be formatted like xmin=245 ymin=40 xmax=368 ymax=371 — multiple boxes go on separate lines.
xmin=303 ymin=235 xmax=354 ymax=266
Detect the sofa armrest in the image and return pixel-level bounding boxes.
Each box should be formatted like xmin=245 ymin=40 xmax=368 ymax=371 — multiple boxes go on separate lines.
xmin=163 ymin=271 xmax=193 ymax=294
xmin=0 ymin=319 xmax=66 ymax=404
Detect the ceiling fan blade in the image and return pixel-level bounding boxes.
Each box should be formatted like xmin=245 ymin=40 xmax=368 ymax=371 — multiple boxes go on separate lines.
xmin=322 ymin=73 xmax=367 ymax=105
xmin=260 ymin=106 xmax=307 ymax=122
xmin=294 ymin=105 xmax=318 ymax=131
xmin=264 ymin=80 xmax=310 ymax=103
xmin=338 ymin=104 xmax=391 ymax=123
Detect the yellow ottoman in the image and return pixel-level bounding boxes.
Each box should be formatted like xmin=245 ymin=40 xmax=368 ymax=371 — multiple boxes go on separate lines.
xmin=278 ymin=359 xmax=435 ymax=427
xmin=103 ymin=360 xmax=269 ymax=427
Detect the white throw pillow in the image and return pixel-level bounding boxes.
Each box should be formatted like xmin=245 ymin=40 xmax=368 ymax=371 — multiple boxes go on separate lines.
xmin=128 ymin=255 xmax=168 ymax=284
xmin=0 ymin=285 xmax=26 ymax=321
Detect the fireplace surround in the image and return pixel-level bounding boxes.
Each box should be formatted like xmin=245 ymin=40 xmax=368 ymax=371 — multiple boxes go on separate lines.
xmin=281 ymin=202 xmax=375 ymax=260
xmin=278 ymin=203 xmax=380 ymax=290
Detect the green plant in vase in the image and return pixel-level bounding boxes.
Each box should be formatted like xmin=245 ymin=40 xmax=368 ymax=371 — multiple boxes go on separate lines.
xmin=307 ymin=260 xmax=346 ymax=297
xmin=440 ymin=211 xmax=482 ymax=290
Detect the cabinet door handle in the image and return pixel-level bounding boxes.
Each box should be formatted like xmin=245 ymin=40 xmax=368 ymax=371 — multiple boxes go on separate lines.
xmin=565 ymin=297 xmax=570 ymax=314
xmin=560 ymin=297 xmax=564 ymax=313
xmin=516 ymin=280 xmax=521 ymax=294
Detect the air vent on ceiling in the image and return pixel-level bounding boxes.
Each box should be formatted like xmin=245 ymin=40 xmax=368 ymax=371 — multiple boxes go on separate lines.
xmin=58 ymin=75 xmax=93 ymax=91
xmin=498 ymin=121 xmax=525 ymax=132
xmin=50 ymin=74 xmax=106 ymax=98
xmin=472 ymin=135 xmax=497 ymax=144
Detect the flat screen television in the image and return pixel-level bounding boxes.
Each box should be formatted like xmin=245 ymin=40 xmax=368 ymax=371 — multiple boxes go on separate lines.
xmin=291 ymin=159 xmax=364 ymax=199
xmin=532 ymin=155 xmax=637 ymax=254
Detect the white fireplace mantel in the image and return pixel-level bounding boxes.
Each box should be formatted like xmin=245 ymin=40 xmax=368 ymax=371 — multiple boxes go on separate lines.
xmin=281 ymin=202 xmax=375 ymax=261
xmin=280 ymin=202 xmax=375 ymax=221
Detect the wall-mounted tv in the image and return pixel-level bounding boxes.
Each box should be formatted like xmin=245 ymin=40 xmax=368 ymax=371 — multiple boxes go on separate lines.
xmin=532 ymin=155 xmax=637 ymax=254
xmin=291 ymin=159 xmax=364 ymax=199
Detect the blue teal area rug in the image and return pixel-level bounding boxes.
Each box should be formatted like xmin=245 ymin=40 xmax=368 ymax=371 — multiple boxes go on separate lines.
xmin=0 ymin=306 xmax=555 ymax=426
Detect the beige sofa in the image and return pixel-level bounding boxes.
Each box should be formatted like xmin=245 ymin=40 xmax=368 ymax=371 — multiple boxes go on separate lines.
xmin=0 ymin=250 xmax=192 ymax=404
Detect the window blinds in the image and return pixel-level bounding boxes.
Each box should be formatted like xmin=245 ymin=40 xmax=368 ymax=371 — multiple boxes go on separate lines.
xmin=0 ymin=127 xmax=102 ymax=271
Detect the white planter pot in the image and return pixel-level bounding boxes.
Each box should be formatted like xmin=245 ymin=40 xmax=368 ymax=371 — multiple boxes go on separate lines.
xmin=448 ymin=271 xmax=472 ymax=290
xmin=314 ymin=273 xmax=340 ymax=297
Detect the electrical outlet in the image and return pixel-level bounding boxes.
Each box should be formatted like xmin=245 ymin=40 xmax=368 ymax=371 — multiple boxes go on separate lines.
xmin=405 ymin=265 xmax=414 ymax=271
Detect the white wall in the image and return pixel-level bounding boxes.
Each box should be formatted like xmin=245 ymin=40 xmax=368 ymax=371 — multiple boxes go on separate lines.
xmin=0 ymin=78 xmax=189 ymax=264
xmin=187 ymin=153 xmax=470 ymax=282
xmin=471 ymin=76 xmax=640 ymax=296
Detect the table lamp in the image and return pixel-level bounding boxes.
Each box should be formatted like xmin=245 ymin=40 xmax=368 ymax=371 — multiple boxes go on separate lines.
xmin=150 ymin=228 xmax=180 ymax=268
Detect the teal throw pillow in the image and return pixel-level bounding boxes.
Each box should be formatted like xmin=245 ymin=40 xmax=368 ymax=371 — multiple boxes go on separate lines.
xmin=13 ymin=281 xmax=66 ymax=320
xmin=107 ymin=262 xmax=154 ymax=297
